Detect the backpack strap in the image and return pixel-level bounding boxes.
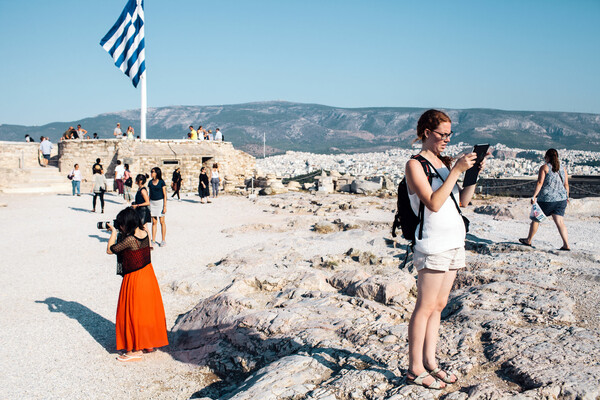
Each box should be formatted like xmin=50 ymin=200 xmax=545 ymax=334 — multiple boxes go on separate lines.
xmin=419 ymin=157 xmax=465 ymax=218
xmin=412 ymin=155 xmax=435 ymax=241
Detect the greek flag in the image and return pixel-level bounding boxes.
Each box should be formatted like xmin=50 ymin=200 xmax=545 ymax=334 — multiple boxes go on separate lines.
xmin=100 ymin=0 xmax=145 ymax=88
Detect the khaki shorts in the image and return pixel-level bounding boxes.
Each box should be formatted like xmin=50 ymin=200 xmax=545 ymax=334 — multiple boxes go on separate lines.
xmin=414 ymin=247 xmax=465 ymax=272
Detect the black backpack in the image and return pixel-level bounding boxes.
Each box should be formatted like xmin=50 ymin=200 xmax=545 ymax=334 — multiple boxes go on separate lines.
xmin=391 ymin=154 xmax=434 ymax=243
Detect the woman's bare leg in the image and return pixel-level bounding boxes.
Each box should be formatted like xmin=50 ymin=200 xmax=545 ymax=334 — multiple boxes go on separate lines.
xmin=151 ymin=217 xmax=158 ymax=243
xmin=552 ymin=214 xmax=569 ymax=249
xmin=526 ymin=221 xmax=539 ymax=244
xmin=408 ymin=269 xmax=448 ymax=388
xmin=423 ymin=269 xmax=458 ymax=381
xmin=159 ymin=216 xmax=166 ymax=242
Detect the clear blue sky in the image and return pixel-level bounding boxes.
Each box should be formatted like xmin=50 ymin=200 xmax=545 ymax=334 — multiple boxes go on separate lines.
xmin=1 ymin=0 xmax=599 ymax=126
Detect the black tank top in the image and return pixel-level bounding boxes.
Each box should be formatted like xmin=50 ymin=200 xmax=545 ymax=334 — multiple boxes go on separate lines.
xmin=135 ymin=187 xmax=147 ymax=205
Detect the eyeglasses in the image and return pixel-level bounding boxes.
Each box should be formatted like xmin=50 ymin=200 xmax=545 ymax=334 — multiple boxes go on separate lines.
xmin=430 ymin=130 xmax=454 ymax=140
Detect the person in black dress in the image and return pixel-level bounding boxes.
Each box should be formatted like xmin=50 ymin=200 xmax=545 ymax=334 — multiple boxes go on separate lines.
xmin=171 ymin=168 xmax=182 ymax=200
xmin=198 ymin=166 xmax=210 ymax=204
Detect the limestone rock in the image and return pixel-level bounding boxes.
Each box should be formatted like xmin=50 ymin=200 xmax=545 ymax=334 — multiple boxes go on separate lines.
xmin=327 ymin=269 xmax=371 ymax=293
xmin=225 ymin=355 xmax=334 ymax=400
xmin=268 ymin=180 xmax=288 ymax=194
xmin=314 ymin=221 xmax=338 ymax=234
xmin=286 ymin=180 xmax=301 ymax=191
xmin=473 ymin=205 xmax=515 ymax=219
xmin=351 ymin=179 xmax=382 ymax=194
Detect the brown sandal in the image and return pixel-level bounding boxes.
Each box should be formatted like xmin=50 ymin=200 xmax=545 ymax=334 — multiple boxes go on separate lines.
xmin=427 ymin=367 xmax=458 ymax=384
xmin=406 ymin=371 xmax=444 ymax=389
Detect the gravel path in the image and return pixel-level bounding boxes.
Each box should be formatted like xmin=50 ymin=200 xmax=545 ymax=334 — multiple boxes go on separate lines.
xmin=0 ymin=192 xmax=290 ymax=400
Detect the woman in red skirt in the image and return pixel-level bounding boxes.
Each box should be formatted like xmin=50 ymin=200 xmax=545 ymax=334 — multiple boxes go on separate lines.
xmin=107 ymin=207 xmax=168 ymax=362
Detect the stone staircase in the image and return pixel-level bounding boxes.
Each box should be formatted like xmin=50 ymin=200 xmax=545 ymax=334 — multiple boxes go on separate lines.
xmin=0 ymin=165 xmax=73 ymax=194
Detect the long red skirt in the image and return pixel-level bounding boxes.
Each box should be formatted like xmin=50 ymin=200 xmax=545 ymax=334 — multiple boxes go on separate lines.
xmin=116 ymin=263 xmax=169 ymax=351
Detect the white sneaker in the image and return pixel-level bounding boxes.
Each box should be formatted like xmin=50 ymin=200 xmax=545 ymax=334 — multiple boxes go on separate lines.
xmin=159 ymin=241 xmax=166 ymax=247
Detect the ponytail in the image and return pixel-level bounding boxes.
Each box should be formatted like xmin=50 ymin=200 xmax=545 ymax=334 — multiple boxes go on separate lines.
xmin=545 ymin=149 xmax=560 ymax=173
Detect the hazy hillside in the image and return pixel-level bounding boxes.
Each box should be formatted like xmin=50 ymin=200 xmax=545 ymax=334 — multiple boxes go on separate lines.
xmin=1 ymin=101 xmax=599 ymax=155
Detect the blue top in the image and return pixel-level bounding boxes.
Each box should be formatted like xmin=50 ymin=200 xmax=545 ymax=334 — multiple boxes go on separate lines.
xmin=538 ymin=164 xmax=567 ymax=202
xmin=148 ymin=179 xmax=166 ymax=201
xmin=39 ymin=140 xmax=53 ymax=155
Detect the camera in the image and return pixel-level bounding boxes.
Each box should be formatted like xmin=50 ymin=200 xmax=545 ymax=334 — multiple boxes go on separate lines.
xmin=97 ymin=220 xmax=117 ymax=230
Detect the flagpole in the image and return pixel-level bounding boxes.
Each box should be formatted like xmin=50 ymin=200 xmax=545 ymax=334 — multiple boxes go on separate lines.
xmin=140 ymin=72 xmax=147 ymax=140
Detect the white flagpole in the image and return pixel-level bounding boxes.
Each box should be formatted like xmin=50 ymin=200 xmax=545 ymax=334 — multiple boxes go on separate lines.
xmin=140 ymin=72 xmax=147 ymax=140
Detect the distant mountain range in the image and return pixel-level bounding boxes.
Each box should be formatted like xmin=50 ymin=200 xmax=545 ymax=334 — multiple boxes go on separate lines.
xmin=1 ymin=101 xmax=599 ymax=155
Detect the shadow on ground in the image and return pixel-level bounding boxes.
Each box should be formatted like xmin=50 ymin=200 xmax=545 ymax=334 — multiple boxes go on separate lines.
xmin=69 ymin=206 xmax=92 ymax=213
xmin=88 ymin=234 xmax=109 ymax=243
xmin=35 ymin=297 xmax=116 ymax=353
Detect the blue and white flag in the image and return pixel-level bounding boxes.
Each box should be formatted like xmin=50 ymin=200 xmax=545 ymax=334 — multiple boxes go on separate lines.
xmin=100 ymin=0 xmax=145 ymax=88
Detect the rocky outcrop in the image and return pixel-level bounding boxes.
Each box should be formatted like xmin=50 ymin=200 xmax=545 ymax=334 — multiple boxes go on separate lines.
xmin=170 ymin=194 xmax=600 ymax=400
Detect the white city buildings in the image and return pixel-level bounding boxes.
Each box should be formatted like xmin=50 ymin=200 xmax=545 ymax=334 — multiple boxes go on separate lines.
xmin=257 ymin=143 xmax=600 ymax=184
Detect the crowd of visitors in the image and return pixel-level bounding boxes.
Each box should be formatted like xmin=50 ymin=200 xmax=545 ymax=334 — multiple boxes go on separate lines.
xmin=186 ymin=125 xmax=225 ymax=141
xmin=60 ymin=124 xmax=90 ymax=140
xmin=29 ymin=121 xmax=226 ymax=142
xmin=73 ymin=155 xmax=223 ymax=231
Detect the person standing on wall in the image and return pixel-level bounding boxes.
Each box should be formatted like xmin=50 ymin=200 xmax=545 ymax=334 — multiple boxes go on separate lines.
xmin=148 ymin=167 xmax=167 ymax=247
xmin=197 ymin=126 xmax=206 ymax=141
xmin=115 ymin=160 xmax=125 ymax=197
xmin=77 ymin=124 xmax=88 ymax=139
xmin=113 ymin=123 xmax=123 ymax=138
xmin=214 ymin=128 xmax=223 ymax=141
xmin=519 ymin=148 xmax=570 ymax=251
xmin=189 ymin=126 xmax=198 ymax=140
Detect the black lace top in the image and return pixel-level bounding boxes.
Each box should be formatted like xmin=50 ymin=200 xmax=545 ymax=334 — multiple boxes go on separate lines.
xmin=110 ymin=234 xmax=151 ymax=275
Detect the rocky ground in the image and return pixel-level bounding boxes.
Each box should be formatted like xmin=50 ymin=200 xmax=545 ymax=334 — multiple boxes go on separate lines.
xmin=1 ymin=192 xmax=599 ymax=399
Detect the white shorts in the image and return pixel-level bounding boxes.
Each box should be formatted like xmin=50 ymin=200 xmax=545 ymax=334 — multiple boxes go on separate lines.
xmin=149 ymin=199 xmax=164 ymax=217
xmin=413 ymin=247 xmax=465 ymax=272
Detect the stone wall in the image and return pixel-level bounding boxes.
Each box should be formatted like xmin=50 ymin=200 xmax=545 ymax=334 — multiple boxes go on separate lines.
xmin=478 ymin=177 xmax=600 ymax=199
xmin=57 ymin=139 xmax=256 ymax=191
xmin=0 ymin=141 xmax=59 ymax=169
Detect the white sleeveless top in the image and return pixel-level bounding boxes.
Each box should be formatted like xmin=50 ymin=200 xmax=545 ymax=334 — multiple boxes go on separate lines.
xmin=408 ymin=165 xmax=466 ymax=254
